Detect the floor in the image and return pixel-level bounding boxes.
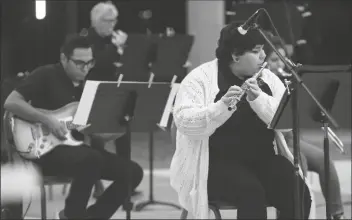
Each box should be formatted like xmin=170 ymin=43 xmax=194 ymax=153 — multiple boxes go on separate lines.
xmin=20 ymin=129 xmax=351 ymax=219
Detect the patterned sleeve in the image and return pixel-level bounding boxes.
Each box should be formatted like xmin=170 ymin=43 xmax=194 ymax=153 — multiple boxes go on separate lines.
xmin=248 ymin=69 xmax=286 ymax=125
xmin=173 ymin=69 xmax=230 ymax=137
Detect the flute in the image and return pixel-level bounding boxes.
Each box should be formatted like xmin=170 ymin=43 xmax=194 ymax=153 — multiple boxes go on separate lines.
xmin=228 ymin=62 xmax=268 ymax=111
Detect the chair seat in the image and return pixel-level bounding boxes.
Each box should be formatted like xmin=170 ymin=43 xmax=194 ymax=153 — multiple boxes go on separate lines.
xmin=181 ymin=201 xmax=278 ymax=219
xmin=209 ymin=200 xmax=274 ymax=210
xmin=43 ymin=176 xmax=71 ymax=185
xmin=209 ymin=200 xmax=237 ymax=210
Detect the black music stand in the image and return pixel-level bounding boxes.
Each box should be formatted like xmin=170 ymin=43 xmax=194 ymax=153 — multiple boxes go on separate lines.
xmin=269 ymin=76 xmax=341 ymax=219
xmin=114 ymin=81 xmax=182 ymax=212
xmin=74 ymin=81 xmax=138 ymax=220
xmin=117 ymin=34 xmax=155 ymax=81
xmin=151 ymin=34 xmax=194 ymax=82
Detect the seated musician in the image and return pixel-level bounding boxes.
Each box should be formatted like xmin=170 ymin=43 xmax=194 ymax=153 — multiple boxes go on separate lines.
xmin=81 ymin=1 xmax=127 ymax=82
xmin=4 ymin=34 xmax=143 ymax=219
xmin=169 ymin=22 xmax=313 ymax=219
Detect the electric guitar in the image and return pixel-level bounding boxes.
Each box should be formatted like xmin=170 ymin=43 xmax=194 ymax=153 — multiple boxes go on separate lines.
xmin=10 ymin=102 xmax=88 ymax=159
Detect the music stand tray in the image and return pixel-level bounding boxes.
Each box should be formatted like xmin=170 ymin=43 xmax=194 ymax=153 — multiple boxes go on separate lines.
xmin=269 ymin=76 xmax=340 ymax=130
xmin=74 ymin=80 xmax=181 ymax=214
xmin=73 ymin=80 xmax=139 ymax=220
xmin=118 ymin=82 xmax=182 ymax=211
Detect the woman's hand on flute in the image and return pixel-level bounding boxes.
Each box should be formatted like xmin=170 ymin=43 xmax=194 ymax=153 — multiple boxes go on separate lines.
xmin=244 ymin=78 xmax=262 ymax=101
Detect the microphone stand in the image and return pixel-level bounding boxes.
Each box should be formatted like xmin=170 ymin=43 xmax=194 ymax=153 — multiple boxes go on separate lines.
xmin=253 ymin=23 xmax=339 ymax=220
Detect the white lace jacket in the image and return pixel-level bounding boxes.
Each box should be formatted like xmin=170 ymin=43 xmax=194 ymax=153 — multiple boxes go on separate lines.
xmin=170 ymin=59 xmax=316 ymax=219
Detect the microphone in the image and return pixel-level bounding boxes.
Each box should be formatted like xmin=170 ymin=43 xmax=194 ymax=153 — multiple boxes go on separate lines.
xmin=237 ymin=9 xmax=263 ymax=35
xmin=277 ymin=68 xmax=292 ymax=78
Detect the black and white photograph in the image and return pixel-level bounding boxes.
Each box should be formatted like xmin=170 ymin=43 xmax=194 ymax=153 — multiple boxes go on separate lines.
xmin=1 ymin=0 xmax=351 ymax=219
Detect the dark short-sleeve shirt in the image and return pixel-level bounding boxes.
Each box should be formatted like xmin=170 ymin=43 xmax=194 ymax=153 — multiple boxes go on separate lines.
xmin=82 ymin=27 xmax=121 ymax=81
xmin=15 ymin=63 xmax=83 ymax=110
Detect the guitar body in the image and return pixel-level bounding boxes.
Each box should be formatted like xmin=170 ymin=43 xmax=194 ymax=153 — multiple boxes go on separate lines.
xmin=10 ymin=102 xmax=85 ymax=159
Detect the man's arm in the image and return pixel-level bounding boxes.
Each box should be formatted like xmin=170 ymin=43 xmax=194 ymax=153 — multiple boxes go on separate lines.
xmin=4 ymin=91 xmax=50 ymax=124
xmin=4 ymin=67 xmax=67 ymax=139
xmin=4 ymin=67 xmax=49 ymax=124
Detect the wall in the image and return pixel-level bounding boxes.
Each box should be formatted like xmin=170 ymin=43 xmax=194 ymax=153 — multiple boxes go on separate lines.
xmin=186 ymin=0 xmax=225 ymax=69
xmin=77 ymin=0 xmax=186 ymax=34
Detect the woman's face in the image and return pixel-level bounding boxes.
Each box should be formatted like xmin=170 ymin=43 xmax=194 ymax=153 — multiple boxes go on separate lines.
xmin=266 ymin=48 xmax=286 ymax=75
xmin=234 ymin=45 xmax=266 ymax=78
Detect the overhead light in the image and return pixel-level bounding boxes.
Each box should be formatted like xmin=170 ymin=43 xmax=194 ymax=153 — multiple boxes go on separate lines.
xmin=296 ymin=5 xmax=305 ymax=12
xmin=226 ymin=11 xmax=236 ymax=16
xmin=301 ymin=11 xmax=312 ymax=18
xmin=296 ymin=39 xmax=307 ymax=45
xmin=35 ymin=0 xmax=46 ymax=20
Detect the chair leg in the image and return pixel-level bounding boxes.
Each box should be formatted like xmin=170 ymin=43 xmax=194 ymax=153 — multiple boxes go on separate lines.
xmin=209 ymin=205 xmax=222 ymax=220
xmin=48 ymin=185 xmax=53 ymax=201
xmin=180 ymin=208 xmax=188 ymax=219
xmin=40 ymin=184 xmax=47 ymax=220
xmin=62 ymin=184 xmax=68 ymax=195
xmin=275 ymin=209 xmax=280 ymax=219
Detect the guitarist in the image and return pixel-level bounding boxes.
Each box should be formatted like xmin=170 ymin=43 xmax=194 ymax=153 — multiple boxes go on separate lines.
xmin=4 ymin=34 xmax=143 ymax=219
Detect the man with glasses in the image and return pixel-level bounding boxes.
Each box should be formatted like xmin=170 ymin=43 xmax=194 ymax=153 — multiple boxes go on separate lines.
xmin=4 ymin=34 xmax=143 ymax=219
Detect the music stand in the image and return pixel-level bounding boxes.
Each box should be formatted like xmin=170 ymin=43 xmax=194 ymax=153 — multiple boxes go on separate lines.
xmin=116 ymin=80 xmax=181 ymax=212
xmin=73 ymin=81 xmax=138 ymax=220
xmin=117 ymin=34 xmax=155 ymax=81
xmin=151 ymin=34 xmax=194 ymax=82
xmin=269 ymin=75 xmax=341 ymax=220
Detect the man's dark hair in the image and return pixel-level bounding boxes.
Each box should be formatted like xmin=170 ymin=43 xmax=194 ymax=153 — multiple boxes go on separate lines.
xmin=215 ymin=22 xmax=266 ymax=64
xmin=60 ymin=34 xmax=92 ymax=58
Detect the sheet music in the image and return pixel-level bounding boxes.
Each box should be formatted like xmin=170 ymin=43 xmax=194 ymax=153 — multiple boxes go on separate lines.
xmin=158 ymin=83 xmax=180 ymax=128
xmin=73 ymin=80 xmax=100 ymax=126
xmin=74 ymin=80 xmax=172 ymax=131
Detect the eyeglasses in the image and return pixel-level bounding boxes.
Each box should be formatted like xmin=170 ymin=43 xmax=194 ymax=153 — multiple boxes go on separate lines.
xmin=101 ymin=18 xmax=117 ymax=25
xmin=69 ymin=58 xmax=95 ymax=70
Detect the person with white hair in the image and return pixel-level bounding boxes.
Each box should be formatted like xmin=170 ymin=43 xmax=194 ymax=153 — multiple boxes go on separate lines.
xmin=82 ymin=1 xmax=127 ymax=81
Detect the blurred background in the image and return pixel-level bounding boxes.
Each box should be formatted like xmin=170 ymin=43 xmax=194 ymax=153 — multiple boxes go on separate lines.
xmin=1 ymin=0 xmax=351 ymax=219
xmin=1 ymin=0 xmax=352 ymax=76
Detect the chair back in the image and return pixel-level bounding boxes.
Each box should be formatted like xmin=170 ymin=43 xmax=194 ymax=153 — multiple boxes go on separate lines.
xmin=1 ymin=111 xmax=30 ymax=164
xmin=1 ymin=111 xmax=16 ymax=163
xmin=3 ymin=111 xmax=14 ymax=142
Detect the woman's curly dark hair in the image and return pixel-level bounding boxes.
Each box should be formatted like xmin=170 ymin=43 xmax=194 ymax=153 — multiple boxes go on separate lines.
xmin=215 ymin=22 xmax=266 ymax=64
